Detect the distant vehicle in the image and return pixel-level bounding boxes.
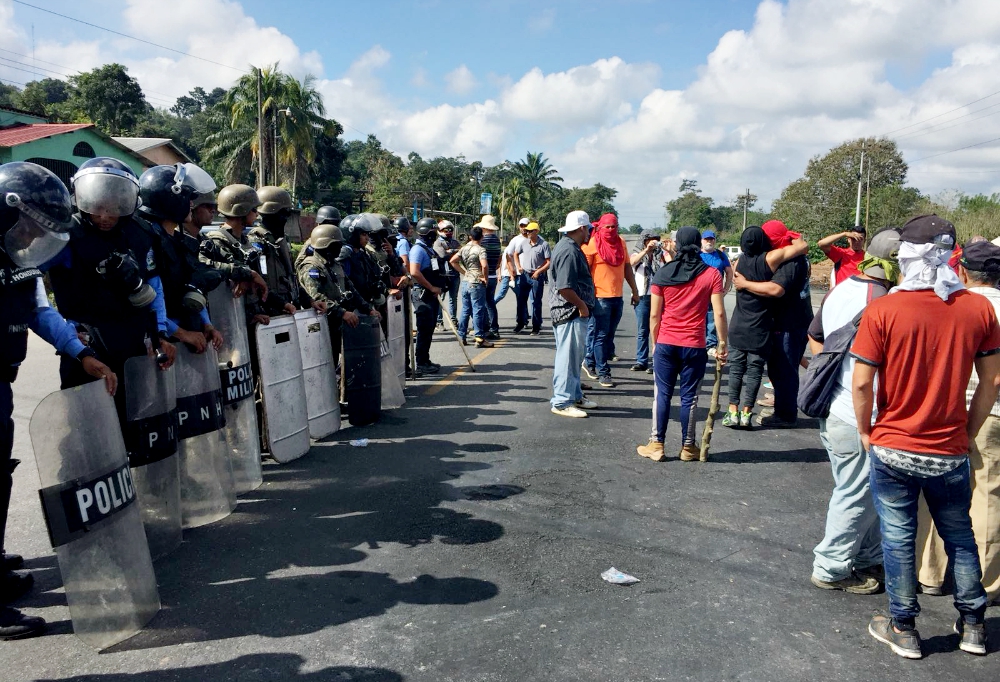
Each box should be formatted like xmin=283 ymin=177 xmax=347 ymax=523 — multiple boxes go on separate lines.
xmin=722 ymin=245 xmax=742 ymax=262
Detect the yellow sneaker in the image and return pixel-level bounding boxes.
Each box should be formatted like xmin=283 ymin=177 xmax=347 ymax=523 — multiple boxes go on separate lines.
xmin=679 ymin=444 xmax=701 ymax=461
xmin=636 ymin=440 xmax=665 ymax=462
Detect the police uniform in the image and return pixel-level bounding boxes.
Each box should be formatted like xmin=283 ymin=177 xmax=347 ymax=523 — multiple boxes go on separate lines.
xmin=298 ymin=245 xmax=370 ymax=362
xmin=348 ymin=244 xmax=385 ymax=311
xmin=410 ymin=239 xmax=448 ymax=368
xmin=248 ymin=225 xmax=299 ymax=313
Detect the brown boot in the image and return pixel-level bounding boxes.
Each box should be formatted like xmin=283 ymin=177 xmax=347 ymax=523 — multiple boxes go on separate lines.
xmin=679 ymin=444 xmax=700 ymax=461
xmin=636 ymin=440 xmax=665 ymax=462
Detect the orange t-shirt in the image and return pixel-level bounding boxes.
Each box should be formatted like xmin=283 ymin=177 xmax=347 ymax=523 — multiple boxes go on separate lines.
xmin=582 ymin=236 xmax=628 ymax=298
xmin=851 ymin=289 xmax=1000 ymax=455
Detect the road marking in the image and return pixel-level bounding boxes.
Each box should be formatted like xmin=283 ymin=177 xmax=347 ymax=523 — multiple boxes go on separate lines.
xmin=424 ymin=339 xmax=507 ymax=396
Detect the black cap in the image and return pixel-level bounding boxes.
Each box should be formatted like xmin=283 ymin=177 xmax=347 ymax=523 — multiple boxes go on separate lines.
xmin=640 ymin=229 xmax=658 ymax=241
xmin=961 ymin=240 xmax=1000 ymax=272
xmin=899 ymin=214 xmax=956 ymax=248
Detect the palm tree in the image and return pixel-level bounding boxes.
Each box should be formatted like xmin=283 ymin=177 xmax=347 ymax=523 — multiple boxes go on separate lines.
xmin=497 ymin=178 xmax=527 ymax=239
xmin=513 ymin=151 xmax=563 ymax=216
xmin=277 ymin=74 xmax=340 ymax=200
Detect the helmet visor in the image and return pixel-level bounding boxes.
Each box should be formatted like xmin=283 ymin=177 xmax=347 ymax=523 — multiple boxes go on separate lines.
xmin=173 ymin=163 xmax=217 ymax=195
xmin=4 ymin=213 xmax=70 ymax=267
xmin=74 ymin=169 xmax=140 ymax=219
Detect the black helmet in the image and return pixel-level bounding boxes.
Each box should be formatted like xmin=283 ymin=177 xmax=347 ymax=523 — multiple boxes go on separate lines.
xmin=415 ymin=217 xmax=437 ymax=237
xmin=0 ymin=161 xmax=73 ymax=267
xmin=71 ymin=157 xmax=140 ymax=220
xmin=138 ymin=163 xmax=216 ymax=224
xmin=392 ymin=216 xmax=411 ymax=233
xmin=316 ymin=205 xmax=341 ymax=225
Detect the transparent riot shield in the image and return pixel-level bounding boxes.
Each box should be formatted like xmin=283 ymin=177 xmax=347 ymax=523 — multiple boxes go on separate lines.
xmin=255 ymin=315 xmax=310 ymax=463
xmin=386 ymin=297 xmax=407 ymax=395
xmin=343 ymin=315 xmax=382 ymax=427
xmin=379 ymin=325 xmax=405 ymax=410
xmin=122 ymin=356 xmax=182 ymax=560
xmin=208 ymin=285 xmax=263 ymax=494
xmin=174 ymin=345 xmax=235 ymax=528
xmin=294 ymin=310 xmax=340 ymax=439
xmin=30 ymin=380 xmax=160 ymax=650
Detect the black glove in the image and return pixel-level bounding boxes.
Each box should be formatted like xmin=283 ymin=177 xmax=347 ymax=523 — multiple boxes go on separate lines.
xmin=96 ymin=252 xmax=156 ymax=307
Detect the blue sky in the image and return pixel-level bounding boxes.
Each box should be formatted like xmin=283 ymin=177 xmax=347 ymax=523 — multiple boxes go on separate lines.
xmin=2 ymin=0 xmax=999 ymax=228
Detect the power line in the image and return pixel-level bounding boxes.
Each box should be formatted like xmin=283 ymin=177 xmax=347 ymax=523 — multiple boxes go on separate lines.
xmin=0 ymin=56 xmax=173 ymax=106
xmin=910 ymin=136 xmax=1000 ymax=163
xmin=881 ymin=88 xmax=1000 ymax=137
xmin=895 ymin=101 xmax=1000 ymax=141
xmin=12 ymin=0 xmax=246 ymax=73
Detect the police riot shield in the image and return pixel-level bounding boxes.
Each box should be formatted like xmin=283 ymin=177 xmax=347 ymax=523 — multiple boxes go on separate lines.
xmin=174 ymin=345 xmax=236 ymax=528
xmin=123 ymin=355 xmax=182 ymax=560
xmin=255 ymin=315 xmax=310 ymax=463
xmin=343 ymin=315 xmax=382 ymax=427
xmin=294 ymin=310 xmax=340 ymax=439
xmin=208 ymin=285 xmax=263 ymax=494
xmin=379 ymin=324 xmax=405 ymax=410
xmin=30 ymin=380 xmax=160 ymax=650
xmin=386 ymin=296 xmax=407 ymax=395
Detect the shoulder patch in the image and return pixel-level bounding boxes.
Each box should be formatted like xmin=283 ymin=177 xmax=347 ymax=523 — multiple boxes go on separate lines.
xmin=145 ymin=247 xmax=156 ymax=272
xmin=308 ymin=268 xmax=323 ymax=280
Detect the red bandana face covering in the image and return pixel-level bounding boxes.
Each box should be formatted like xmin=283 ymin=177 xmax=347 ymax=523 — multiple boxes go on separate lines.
xmin=594 ymin=226 xmax=625 ymax=266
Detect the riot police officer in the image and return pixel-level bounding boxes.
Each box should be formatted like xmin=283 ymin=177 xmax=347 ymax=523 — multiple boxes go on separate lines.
xmin=316 ymin=205 xmax=341 ymax=227
xmin=0 ymin=162 xmax=114 ymax=640
xmin=344 ymin=214 xmax=385 ymax=321
xmin=249 ymin=186 xmax=299 ymax=316
xmin=137 ymin=163 xmax=225 ymax=352
xmin=368 ymin=215 xmax=408 ymax=334
xmin=409 ymin=217 xmax=447 ymax=375
xmin=183 ymin=190 xmax=217 ymax=238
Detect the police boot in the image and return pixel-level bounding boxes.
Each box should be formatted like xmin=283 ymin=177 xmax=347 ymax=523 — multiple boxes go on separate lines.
xmin=0 ymin=571 xmax=33 ymax=604
xmin=0 ymin=606 xmax=45 ymax=640
xmin=0 ymin=460 xmax=23 ymax=573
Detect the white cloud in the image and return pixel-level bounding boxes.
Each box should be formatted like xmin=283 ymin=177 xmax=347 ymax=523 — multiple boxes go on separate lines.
xmin=528 ymin=8 xmax=556 ymax=34
xmin=444 ymin=65 xmax=477 ymax=94
xmin=411 ymin=67 xmax=429 ymax=88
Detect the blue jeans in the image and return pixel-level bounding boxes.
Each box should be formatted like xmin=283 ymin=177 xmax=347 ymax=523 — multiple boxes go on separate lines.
xmin=634 ymin=294 xmax=651 ymax=368
xmin=514 ymin=273 xmax=545 ymax=330
xmin=706 ymin=303 xmax=718 ymax=349
xmin=494 ymin=275 xmax=511 ymax=304
xmin=650 ymin=344 xmax=707 ymax=445
xmin=457 ymin=281 xmax=488 ymax=340
xmin=485 ymin=277 xmax=499 ymax=334
xmin=584 ymin=297 xmax=624 ymax=378
xmin=551 ymin=317 xmax=587 ymax=409
xmin=437 ymin=276 xmax=460 ymax=324
xmin=513 ymin=273 xmax=528 ymax=327
xmin=870 ymin=453 xmax=987 ymax=627
xmin=812 ymin=415 xmax=882 ymax=582
xmin=766 ymin=328 xmax=808 ymax=422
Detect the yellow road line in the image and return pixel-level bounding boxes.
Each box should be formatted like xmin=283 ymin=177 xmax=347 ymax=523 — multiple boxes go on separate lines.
xmin=424 ymin=339 xmax=507 ymax=396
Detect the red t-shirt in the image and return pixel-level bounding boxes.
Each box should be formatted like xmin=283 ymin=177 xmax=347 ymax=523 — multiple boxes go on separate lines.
xmin=651 ymin=267 xmax=723 ymax=348
xmin=828 ymin=245 xmax=865 ymax=285
xmin=851 ymin=289 xmax=1000 ymax=455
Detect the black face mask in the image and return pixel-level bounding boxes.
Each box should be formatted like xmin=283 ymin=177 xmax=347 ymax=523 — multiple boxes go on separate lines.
xmin=261 ymin=211 xmax=289 ymax=239
xmin=319 ymin=243 xmax=343 ymax=261
xmin=421 ymin=232 xmax=437 ymax=245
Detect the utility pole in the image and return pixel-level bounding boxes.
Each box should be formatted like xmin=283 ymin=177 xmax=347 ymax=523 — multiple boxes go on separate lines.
xmin=864 ymin=163 xmax=872 ymax=231
xmin=854 ymin=141 xmax=865 ymax=228
xmin=742 ymin=187 xmax=749 ymax=231
xmin=256 ymin=67 xmax=265 ymax=186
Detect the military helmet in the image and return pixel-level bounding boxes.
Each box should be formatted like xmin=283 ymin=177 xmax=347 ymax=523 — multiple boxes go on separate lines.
xmin=316 ymin=205 xmax=341 ymax=225
xmin=415 ymin=217 xmax=437 ymax=237
xmin=310 ymin=224 xmax=345 ymax=249
xmin=191 ymin=191 xmax=217 ymax=209
xmin=257 ymin=185 xmax=293 ymax=215
xmin=218 ymin=184 xmax=260 ymax=217
xmin=392 ymin=216 xmax=411 ymax=233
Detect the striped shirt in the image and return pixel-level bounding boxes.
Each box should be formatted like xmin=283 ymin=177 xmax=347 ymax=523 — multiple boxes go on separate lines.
xmin=481 ymin=232 xmax=502 ymax=278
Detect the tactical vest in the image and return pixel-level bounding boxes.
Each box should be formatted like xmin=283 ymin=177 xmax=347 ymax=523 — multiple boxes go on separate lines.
xmin=0 ymin=263 xmax=40 ymax=369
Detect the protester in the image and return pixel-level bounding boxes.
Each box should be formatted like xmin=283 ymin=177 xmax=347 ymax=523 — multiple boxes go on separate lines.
xmin=512 ymin=222 xmax=551 ymax=335
xmin=807 ymin=228 xmax=901 ymax=595
xmin=818 ymin=226 xmax=866 ymax=286
xmin=723 ymin=227 xmax=808 ymax=429
xmin=916 ymin=239 xmax=1000 ymax=608
xmin=505 ymin=219 xmax=530 ymax=331
xmin=699 ymin=229 xmax=733 ymax=358
xmin=852 ymin=214 xmax=999 ymax=659
xmin=629 ymin=230 xmax=667 ymax=372
xmin=451 ymin=226 xmax=493 ymax=348
xmin=582 ymin=213 xmax=639 ymax=388
xmin=475 ymin=215 xmax=503 ymax=339
xmin=549 ymin=211 xmax=596 ymax=418
xmin=636 ymin=227 xmax=727 ymax=463
xmin=734 ymin=220 xmax=813 ymax=427
xmin=434 ymin=220 xmax=461 ymax=326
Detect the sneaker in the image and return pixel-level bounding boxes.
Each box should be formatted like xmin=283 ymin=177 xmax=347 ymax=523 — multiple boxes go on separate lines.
xmin=722 ymin=410 xmax=740 ymax=428
xmin=856 ymin=564 xmax=885 ymax=584
xmin=582 ymin=363 xmax=598 ymax=380
xmin=598 ymin=376 xmax=615 ymax=388
xmin=679 ymin=444 xmax=701 ymax=462
xmin=1 ymin=554 xmax=23 ymax=572
xmin=954 ymin=619 xmax=987 ymax=655
xmin=0 ymin=606 xmax=45 ymax=641
xmin=637 ymin=440 xmax=666 ymax=462
xmin=810 ymin=573 xmax=880 ymax=595
xmin=868 ymin=615 xmax=922 ymax=659
xmin=707 ymin=347 xmax=718 ymax=359
xmin=610 ymin=354 xmax=620 ymax=362
xmin=487 ymin=331 xmax=501 ymax=340
xmin=630 ymin=363 xmax=648 ymax=372
xmin=757 ymin=392 xmax=775 ymax=407
xmin=551 ymin=405 xmax=587 ymax=418
xmin=763 ymin=379 xmax=773 ymax=390
xmin=0 ymin=571 xmax=33 ymax=604
xmin=581 ymin=382 xmax=593 ymax=390
xmin=475 ymin=338 xmax=494 ymax=348
xmin=739 ymin=411 xmax=752 ymax=429
xmin=513 ymin=325 xmax=525 ymax=334
xmin=756 ymin=413 xmax=797 ymax=428
xmin=576 ymin=395 xmax=597 ymax=409
xmin=645 ymin=367 xmax=653 ymax=374
xmin=416 ymin=363 xmax=440 ymax=375
xmin=529 ymin=328 xmax=541 ymax=335
xmin=459 ymin=337 xmax=468 ymax=346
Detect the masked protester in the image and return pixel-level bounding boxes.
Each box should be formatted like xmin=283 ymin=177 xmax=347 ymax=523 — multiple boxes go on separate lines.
xmin=409 ymin=217 xmax=447 ymax=375
xmin=0 ymin=162 xmax=115 ymax=640
xmin=248 ymin=186 xmax=299 ymax=316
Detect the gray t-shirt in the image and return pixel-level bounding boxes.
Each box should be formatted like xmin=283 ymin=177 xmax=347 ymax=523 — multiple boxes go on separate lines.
xmin=459 ymin=242 xmax=486 ymax=283
xmin=515 ymin=237 xmax=551 ymax=273
xmin=549 ymin=236 xmax=595 ymax=326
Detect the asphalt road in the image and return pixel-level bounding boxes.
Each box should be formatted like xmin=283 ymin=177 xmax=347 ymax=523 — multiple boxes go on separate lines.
xmin=1 ymin=286 xmax=998 ymax=681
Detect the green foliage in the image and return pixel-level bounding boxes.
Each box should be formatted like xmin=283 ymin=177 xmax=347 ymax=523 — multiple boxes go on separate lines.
xmin=513 ymin=151 xmax=563 ymax=215
xmin=536 ymin=184 xmax=617 ymax=241
xmin=15 ymin=78 xmax=71 ymax=118
xmin=625 ymin=223 xmax=643 ymax=234
xmin=914 ymin=192 xmax=1000 ymax=245
xmin=0 ymin=82 xmax=19 ymax=108
xmin=68 ymin=64 xmax=149 ymax=135
xmin=667 ymin=180 xmax=713 ymax=230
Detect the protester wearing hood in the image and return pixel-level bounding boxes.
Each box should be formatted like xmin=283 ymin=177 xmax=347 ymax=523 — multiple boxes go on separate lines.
xmin=629 ymin=230 xmax=668 ymax=372
xmin=806 ymin=227 xmax=901 ymax=597
xmin=917 ymin=238 xmax=1000 ymax=610
xmin=699 ymin=229 xmax=733 ymax=358
xmin=582 ymin=213 xmax=639 ymax=388
xmin=851 ymin=215 xmax=999 ymax=659
xmin=734 ymin=219 xmax=814 ymax=427
xmin=724 ymin=227 xmax=809 ymax=429
xmin=636 ymin=227 xmax=727 ymax=463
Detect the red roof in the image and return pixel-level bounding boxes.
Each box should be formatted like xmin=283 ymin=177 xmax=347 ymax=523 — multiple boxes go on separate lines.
xmin=0 ymin=123 xmax=93 ymax=147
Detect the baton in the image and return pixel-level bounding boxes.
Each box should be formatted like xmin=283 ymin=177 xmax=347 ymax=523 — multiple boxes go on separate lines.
xmin=437 ymin=293 xmax=476 ymax=372
xmin=699 ymin=357 xmax=722 ymax=462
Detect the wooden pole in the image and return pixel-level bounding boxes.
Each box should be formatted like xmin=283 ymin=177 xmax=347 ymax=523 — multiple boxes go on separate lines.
xmin=699 ymin=358 xmax=722 ymax=462
xmin=256 ymin=67 xmax=265 ymax=186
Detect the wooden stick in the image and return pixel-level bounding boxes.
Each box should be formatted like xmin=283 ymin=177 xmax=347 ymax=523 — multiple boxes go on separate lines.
xmin=699 ymin=358 xmax=722 ymax=462
xmin=439 ymin=296 xmax=476 ymax=372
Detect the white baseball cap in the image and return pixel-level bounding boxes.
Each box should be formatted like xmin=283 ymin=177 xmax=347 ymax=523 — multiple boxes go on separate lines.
xmin=518 ymin=217 xmax=530 ymax=227
xmin=559 ymin=210 xmax=591 ymax=233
